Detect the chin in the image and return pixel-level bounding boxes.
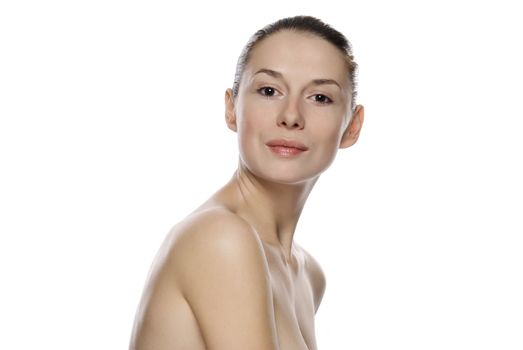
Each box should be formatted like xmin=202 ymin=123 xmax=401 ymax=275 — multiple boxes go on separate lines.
xmin=263 ymin=174 xmax=316 ymax=186
xmin=244 ymin=161 xmax=325 ymax=186
xmin=239 ymin=147 xmax=338 ymax=185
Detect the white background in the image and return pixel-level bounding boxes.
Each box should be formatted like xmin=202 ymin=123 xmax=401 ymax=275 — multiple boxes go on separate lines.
xmin=1 ymin=1 xmax=522 ymax=349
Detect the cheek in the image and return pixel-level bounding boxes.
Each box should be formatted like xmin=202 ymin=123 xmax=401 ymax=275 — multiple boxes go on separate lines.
xmin=236 ymin=101 xmax=271 ymax=155
xmin=237 ymin=98 xmax=276 ymax=135
xmin=310 ymin=116 xmax=345 ymax=149
xmin=308 ymin=117 xmax=345 ymax=171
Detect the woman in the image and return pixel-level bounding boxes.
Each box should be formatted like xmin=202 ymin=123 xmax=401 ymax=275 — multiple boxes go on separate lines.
xmin=130 ymin=15 xmax=364 ymax=350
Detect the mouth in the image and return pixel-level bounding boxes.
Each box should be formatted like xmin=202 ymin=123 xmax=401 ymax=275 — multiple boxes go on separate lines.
xmin=265 ymin=139 xmax=309 ymax=151
xmin=265 ymin=139 xmax=309 ymax=157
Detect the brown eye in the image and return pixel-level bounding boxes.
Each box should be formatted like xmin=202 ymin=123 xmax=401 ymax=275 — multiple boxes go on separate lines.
xmin=258 ymin=87 xmax=276 ymax=97
xmin=313 ymin=94 xmax=332 ymax=104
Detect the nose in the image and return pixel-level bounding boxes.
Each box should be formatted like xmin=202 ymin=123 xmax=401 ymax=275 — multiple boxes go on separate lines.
xmin=277 ymin=96 xmax=305 ymax=130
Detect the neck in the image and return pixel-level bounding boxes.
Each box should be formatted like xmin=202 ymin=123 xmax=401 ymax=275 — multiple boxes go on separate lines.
xmin=216 ymin=161 xmax=319 ymax=260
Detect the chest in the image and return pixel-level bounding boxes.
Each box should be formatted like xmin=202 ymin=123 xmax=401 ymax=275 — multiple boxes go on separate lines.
xmin=263 ymin=247 xmax=318 ymax=350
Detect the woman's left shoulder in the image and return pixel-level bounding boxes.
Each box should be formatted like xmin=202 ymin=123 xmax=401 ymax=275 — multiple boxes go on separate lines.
xmin=296 ymin=244 xmax=326 ymax=313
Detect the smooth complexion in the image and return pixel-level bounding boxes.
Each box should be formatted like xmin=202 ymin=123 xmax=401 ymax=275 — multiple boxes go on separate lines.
xmin=130 ymin=30 xmax=364 ymax=350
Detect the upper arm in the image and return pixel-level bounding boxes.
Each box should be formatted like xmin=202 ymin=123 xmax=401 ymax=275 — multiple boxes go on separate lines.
xmin=129 ymin=231 xmax=185 ymax=350
xmin=175 ymin=211 xmax=280 ymax=350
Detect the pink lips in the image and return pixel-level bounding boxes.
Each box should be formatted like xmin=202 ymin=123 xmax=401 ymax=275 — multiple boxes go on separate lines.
xmin=266 ymin=139 xmax=309 ymax=157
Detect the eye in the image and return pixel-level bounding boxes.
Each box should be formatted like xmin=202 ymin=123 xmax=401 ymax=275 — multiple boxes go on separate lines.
xmin=257 ymin=86 xmax=277 ymax=97
xmin=312 ymin=94 xmax=333 ymax=105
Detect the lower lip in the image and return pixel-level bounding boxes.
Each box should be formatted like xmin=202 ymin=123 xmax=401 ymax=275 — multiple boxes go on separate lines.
xmin=268 ymin=146 xmax=306 ymax=157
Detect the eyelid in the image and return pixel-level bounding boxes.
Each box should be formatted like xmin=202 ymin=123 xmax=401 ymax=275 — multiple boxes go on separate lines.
xmin=309 ymin=93 xmax=334 ymax=105
xmin=255 ymin=85 xmax=334 ymax=104
xmin=255 ymin=81 xmax=280 ymax=90
xmin=257 ymin=85 xmax=281 ymax=97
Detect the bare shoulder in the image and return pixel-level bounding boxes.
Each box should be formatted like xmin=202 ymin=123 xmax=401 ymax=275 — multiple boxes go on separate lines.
xmin=130 ymin=207 xmax=279 ymax=350
xmin=297 ymin=245 xmax=327 ymax=314
xmin=169 ymin=207 xmax=264 ymax=263
xmin=167 ymin=207 xmax=269 ymax=284
xmin=169 ymin=207 xmax=280 ymax=349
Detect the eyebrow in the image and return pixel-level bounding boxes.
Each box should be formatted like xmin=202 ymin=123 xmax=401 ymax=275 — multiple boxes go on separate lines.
xmin=254 ymin=68 xmax=342 ymax=90
xmin=254 ymin=68 xmax=283 ymax=79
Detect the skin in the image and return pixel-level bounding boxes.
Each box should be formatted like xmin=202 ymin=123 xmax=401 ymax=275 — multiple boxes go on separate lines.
xmin=130 ymin=30 xmax=364 ymax=350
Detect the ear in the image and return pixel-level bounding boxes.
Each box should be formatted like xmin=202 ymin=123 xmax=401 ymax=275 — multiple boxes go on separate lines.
xmin=339 ymin=105 xmax=364 ymax=149
xmin=224 ymin=88 xmax=238 ymax=132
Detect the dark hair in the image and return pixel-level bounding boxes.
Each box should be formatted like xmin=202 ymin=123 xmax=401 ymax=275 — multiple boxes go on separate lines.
xmin=232 ymin=15 xmax=358 ymax=110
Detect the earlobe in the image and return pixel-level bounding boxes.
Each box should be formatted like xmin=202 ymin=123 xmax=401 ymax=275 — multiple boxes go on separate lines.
xmin=224 ymin=88 xmax=238 ymax=132
xmin=339 ymin=105 xmax=364 ymax=149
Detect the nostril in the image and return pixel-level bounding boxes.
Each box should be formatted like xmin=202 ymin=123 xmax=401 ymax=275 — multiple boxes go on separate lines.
xmin=278 ymin=118 xmax=303 ymax=129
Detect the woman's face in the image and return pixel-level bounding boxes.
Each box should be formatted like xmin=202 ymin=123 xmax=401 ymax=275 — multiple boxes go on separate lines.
xmin=225 ymin=30 xmax=363 ymax=185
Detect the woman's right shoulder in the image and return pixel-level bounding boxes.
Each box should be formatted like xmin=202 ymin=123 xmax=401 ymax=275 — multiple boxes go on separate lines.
xmin=133 ymin=208 xmax=278 ymax=349
xmin=163 ymin=207 xmax=264 ymax=271
xmin=169 ymin=207 xmax=258 ymax=246
xmin=163 ymin=208 xmax=279 ymax=349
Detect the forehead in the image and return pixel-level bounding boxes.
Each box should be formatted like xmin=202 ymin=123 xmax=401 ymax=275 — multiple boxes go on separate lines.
xmin=244 ymin=30 xmax=348 ymax=86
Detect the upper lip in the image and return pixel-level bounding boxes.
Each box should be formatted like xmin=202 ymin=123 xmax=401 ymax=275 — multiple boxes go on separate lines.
xmin=266 ymin=139 xmax=309 ymax=151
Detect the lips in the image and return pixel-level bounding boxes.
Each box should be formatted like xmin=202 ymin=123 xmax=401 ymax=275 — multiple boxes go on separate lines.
xmin=265 ymin=139 xmax=309 ymax=151
xmin=265 ymin=139 xmax=309 ymax=158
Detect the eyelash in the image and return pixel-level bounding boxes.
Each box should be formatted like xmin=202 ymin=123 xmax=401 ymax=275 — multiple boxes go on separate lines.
xmin=312 ymin=94 xmax=333 ymax=105
xmin=258 ymin=87 xmax=278 ymax=98
xmin=256 ymin=86 xmax=334 ymax=105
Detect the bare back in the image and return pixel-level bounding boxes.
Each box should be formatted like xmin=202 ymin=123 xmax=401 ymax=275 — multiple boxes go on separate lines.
xmin=129 ymin=207 xmax=326 ymax=350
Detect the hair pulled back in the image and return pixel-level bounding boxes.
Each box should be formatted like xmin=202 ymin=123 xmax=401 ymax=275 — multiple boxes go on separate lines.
xmin=232 ymin=15 xmax=358 ymax=110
